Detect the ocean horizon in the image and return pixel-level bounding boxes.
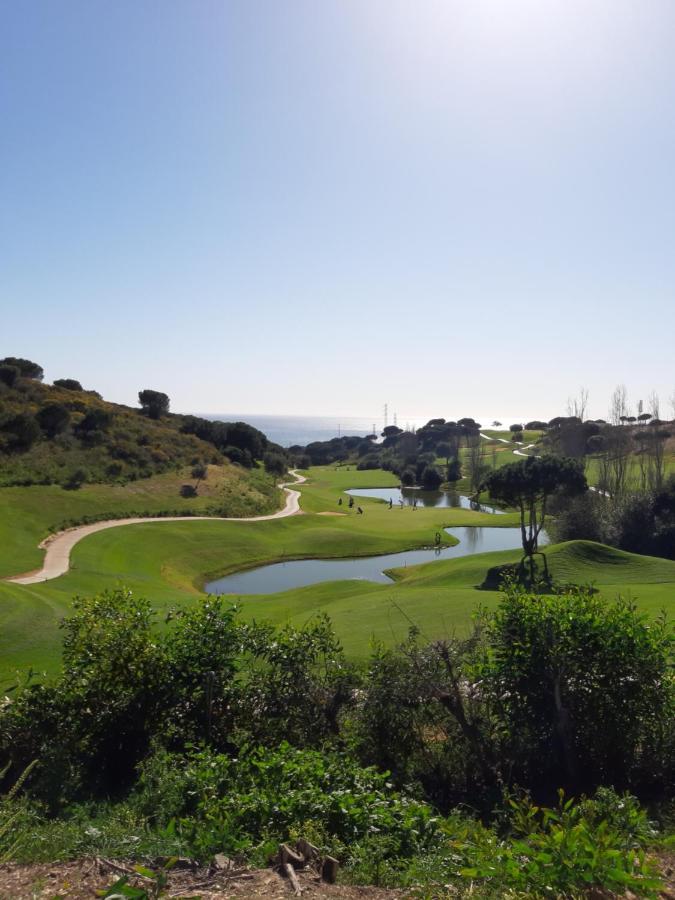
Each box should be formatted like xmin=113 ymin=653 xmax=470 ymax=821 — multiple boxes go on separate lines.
xmin=197 ymin=413 xmax=427 ymax=447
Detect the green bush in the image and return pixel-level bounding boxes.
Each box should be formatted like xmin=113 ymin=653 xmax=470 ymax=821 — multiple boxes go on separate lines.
xmin=478 ymin=585 xmax=674 ymax=794
xmin=134 ymin=742 xmax=439 ymax=863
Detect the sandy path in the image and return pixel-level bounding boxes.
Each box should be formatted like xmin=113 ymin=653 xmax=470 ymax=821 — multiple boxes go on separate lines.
xmin=5 ymin=470 xmax=306 ymax=586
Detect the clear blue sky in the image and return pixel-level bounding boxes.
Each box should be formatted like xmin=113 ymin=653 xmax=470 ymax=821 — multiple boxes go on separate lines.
xmin=2 ymin=1 xmax=674 ymax=424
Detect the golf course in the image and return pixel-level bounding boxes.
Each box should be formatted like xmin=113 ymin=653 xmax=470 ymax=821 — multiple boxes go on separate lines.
xmin=2 ymin=462 xmax=674 ymax=682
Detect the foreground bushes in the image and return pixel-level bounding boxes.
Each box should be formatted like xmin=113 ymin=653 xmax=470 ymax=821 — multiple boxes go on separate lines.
xmin=2 ymin=584 xmax=672 ymax=809
xmin=0 ymin=583 xmax=672 ymax=894
xmin=0 ymin=778 xmax=663 ymax=896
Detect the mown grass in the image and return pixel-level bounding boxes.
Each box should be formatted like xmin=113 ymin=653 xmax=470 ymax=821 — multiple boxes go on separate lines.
xmin=0 ymin=465 xmax=673 ymax=682
xmin=0 ymin=464 xmax=281 ymax=578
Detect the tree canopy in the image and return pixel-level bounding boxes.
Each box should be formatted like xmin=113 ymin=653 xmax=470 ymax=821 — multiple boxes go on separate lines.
xmin=53 ymin=378 xmax=83 ymax=391
xmin=0 ymin=357 xmax=43 ymax=380
xmin=138 ymin=389 xmax=170 ymax=419
xmin=483 ymin=455 xmax=587 ymax=561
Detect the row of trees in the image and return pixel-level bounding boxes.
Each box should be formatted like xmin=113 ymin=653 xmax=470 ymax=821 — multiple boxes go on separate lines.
xmin=294 ymin=417 xmax=492 ymax=492
xmin=550 ymin=477 xmax=675 ymax=559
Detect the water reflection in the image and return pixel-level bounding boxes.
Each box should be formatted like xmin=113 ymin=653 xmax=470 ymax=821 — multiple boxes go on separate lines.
xmin=204 ymin=526 xmax=545 ymax=596
xmin=345 ymin=487 xmax=503 ymax=515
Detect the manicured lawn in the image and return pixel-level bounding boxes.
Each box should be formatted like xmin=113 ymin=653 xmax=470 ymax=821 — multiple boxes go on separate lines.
xmin=0 ymin=465 xmax=672 ymax=682
xmin=0 ymin=464 xmax=281 ymax=578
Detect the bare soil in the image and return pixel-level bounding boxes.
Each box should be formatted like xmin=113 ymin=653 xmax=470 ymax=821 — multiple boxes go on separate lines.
xmin=0 ymin=859 xmax=403 ymax=899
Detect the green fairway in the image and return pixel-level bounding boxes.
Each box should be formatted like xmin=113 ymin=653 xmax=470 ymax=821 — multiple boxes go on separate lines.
xmin=0 ymin=465 xmax=673 ymax=682
xmin=0 ymin=463 xmax=281 ymax=578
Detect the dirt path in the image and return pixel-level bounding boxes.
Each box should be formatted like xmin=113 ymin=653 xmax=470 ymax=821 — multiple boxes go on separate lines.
xmin=5 ymin=471 xmax=306 ymax=586
xmin=480 ymin=433 xmax=610 ymax=496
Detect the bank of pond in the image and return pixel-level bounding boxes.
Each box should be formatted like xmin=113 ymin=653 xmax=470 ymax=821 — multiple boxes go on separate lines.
xmin=206 ymin=485 xmax=537 ymax=594
xmin=346 ymin=486 xmax=504 ymax=514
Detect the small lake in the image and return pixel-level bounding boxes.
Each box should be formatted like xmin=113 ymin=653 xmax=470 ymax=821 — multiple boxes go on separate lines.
xmin=205 ymin=526 xmax=544 ymax=596
xmin=345 ymin=487 xmax=504 ymax=515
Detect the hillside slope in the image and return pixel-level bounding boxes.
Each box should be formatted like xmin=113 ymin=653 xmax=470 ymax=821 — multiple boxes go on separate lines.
xmin=0 ymin=372 xmax=245 ymax=486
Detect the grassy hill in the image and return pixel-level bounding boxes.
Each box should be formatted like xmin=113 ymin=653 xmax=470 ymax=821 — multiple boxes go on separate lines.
xmin=0 ymin=364 xmax=286 ymax=579
xmin=0 ymin=375 xmax=225 ymax=486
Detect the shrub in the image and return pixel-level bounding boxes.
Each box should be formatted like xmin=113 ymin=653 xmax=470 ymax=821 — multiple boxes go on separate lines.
xmin=478 ymin=585 xmax=675 ymax=794
xmin=0 ymin=592 xmax=244 ymax=805
xmin=0 ymin=413 xmax=41 ymax=451
xmin=0 ymin=357 xmax=43 ymax=380
xmin=356 ymin=453 xmax=380 ymax=470
xmin=0 ymin=365 xmax=20 ymax=388
xmin=53 ymin=378 xmax=83 ymax=391
xmin=191 ymin=463 xmax=207 ymax=480
xmin=446 ymin=457 xmax=462 ymax=482
xmin=75 ymin=408 xmax=112 ymax=435
xmin=180 ymin=483 xmax=197 ymax=497
xmin=134 ymin=743 xmax=440 ymax=862
xmin=420 ymin=465 xmax=442 ymax=490
xmin=36 ymin=403 xmax=71 ymax=438
xmin=223 ymin=445 xmax=253 ymax=467
xmin=263 ymin=451 xmax=287 ymax=476
xmin=63 ymin=468 xmax=88 ymax=490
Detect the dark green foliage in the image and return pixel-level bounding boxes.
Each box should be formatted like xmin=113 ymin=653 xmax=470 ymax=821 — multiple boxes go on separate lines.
xmin=354 ymin=585 xmax=674 ymax=805
xmin=0 ymin=365 xmax=20 ymax=388
xmin=420 ymin=464 xmax=442 ymax=490
xmin=134 ymin=742 xmax=438 ymax=862
xmin=63 ymin=467 xmax=88 ymax=490
xmin=263 ymin=450 xmax=287 ymax=476
xmin=545 ymin=417 xmax=600 ymax=458
xmin=483 ymin=455 xmax=587 ymax=560
xmin=222 ymin=445 xmax=254 ymax=467
xmin=356 ymin=453 xmax=381 ymax=470
xmin=0 ymin=357 xmax=43 ymax=380
xmin=35 ymin=403 xmax=70 ymax=438
xmin=0 ymin=412 xmax=40 ymax=451
xmin=0 ymin=592 xmax=242 ymax=803
xmin=138 ymin=390 xmax=170 ymax=420
xmin=190 ymin=463 xmax=207 ymax=480
xmin=74 ymin=408 xmax=113 ymax=435
xmin=236 ymin=615 xmax=356 ymax=747
xmin=180 ymin=416 xmax=268 ymax=461
xmin=53 ymin=379 xmax=83 ymax=391
xmin=446 ymin=457 xmax=461 ymax=482
xmin=400 ymin=467 xmax=415 ymax=486
xmin=478 ymin=586 xmax=674 ymax=795
xmin=551 ymin=476 xmax=675 ymax=560
xmin=179 ymin=483 xmax=198 ymax=497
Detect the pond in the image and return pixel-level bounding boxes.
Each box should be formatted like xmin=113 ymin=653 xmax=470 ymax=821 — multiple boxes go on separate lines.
xmin=344 ymin=487 xmax=504 ymax=514
xmin=205 ymin=526 xmax=546 ymax=596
